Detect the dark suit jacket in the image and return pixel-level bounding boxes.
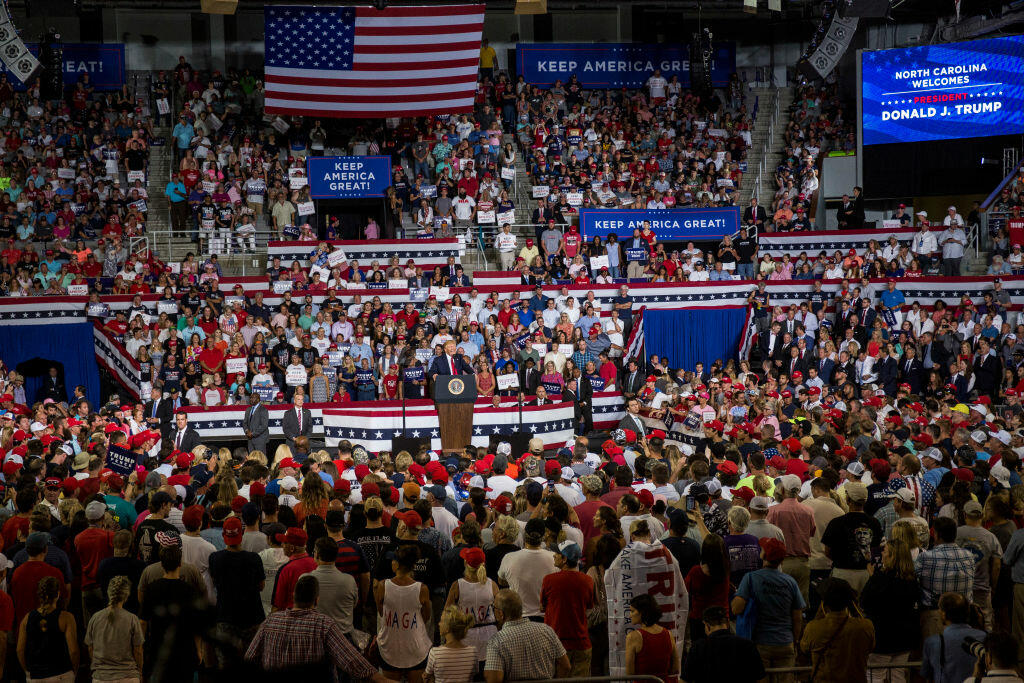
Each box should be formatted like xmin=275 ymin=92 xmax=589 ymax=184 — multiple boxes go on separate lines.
xmin=242 ymin=402 xmax=270 ymax=453
xmin=743 ymin=205 xmax=768 ymax=225
xmin=37 ymin=376 xmax=66 ymax=404
xmin=973 ymin=354 xmax=1000 ymax=395
xmin=169 ymin=426 xmax=201 ymax=453
xmin=617 ymin=413 xmax=646 ymax=437
xmin=429 ymin=354 xmax=474 ymax=378
xmin=144 ymin=399 xmax=174 ymax=438
xmin=282 ymin=406 xmax=313 ymax=445
xmin=520 ymin=366 xmax=541 ymax=395
xmin=898 ymin=358 xmax=924 ymax=394
xmin=760 ymin=333 xmax=786 ymax=363
xmin=877 ymin=356 xmax=898 ymax=394
xmin=814 ymin=357 xmax=835 ymax=384
xmin=783 ymin=356 xmax=807 ymax=379
xmin=620 ymin=370 xmax=645 ymax=397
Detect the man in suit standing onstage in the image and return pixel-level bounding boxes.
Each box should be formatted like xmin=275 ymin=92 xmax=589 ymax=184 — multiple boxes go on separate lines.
xmin=428 ymin=340 xmax=474 ymax=383
xmin=144 ymin=385 xmax=173 ymax=439
xmin=243 ymin=392 xmax=270 ymax=455
xmin=282 ymin=393 xmax=313 ymax=454
xmin=169 ymin=410 xmax=201 ymax=453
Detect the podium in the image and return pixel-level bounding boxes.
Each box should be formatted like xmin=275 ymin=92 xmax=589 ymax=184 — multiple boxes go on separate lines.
xmin=433 ymin=374 xmax=477 ymax=454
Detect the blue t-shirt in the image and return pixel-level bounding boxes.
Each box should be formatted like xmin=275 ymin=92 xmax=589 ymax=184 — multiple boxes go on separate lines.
xmin=736 ymin=568 xmax=805 ymax=645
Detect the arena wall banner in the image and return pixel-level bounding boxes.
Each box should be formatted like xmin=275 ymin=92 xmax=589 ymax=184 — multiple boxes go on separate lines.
xmin=306 ymin=156 xmax=392 ymax=199
xmin=3 ymin=43 xmax=126 ymax=91
xmin=517 ymin=42 xmax=736 ymax=89
xmin=579 ymin=207 xmax=740 ymax=241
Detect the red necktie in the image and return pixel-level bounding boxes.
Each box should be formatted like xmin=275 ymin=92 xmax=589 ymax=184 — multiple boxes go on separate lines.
xmin=450 ymin=356 xmax=456 ymax=374
xmin=297 ymin=409 xmax=301 ymax=432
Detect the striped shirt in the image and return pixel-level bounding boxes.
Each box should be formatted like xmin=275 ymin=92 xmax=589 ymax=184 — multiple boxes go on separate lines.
xmin=425 ymin=644 xmax=479 ymax=683
xmin=484 ymin=618 xmax=566 ymax=680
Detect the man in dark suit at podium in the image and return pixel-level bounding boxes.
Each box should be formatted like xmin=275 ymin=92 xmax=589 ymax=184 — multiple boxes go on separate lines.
xmin=429 ymin=340 xmax=474 ymax=382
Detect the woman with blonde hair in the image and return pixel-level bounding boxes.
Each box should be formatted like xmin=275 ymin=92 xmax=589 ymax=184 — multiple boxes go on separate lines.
xmin=85 ymin=575 xmax=143 ymax=680
xmin=271 ymin=443 xmax=293 ymax=469
xmin=294 ymin=472 xmax=329 ymax=524
xmin=444 ymin=546 xmax=497 ymax=666
xmin=424 ymin=605 xmax=478 ymax=683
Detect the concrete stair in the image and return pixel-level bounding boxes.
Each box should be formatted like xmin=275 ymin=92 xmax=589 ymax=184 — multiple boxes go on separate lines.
xmin=740 ymin=85 xmax=795 ymax=207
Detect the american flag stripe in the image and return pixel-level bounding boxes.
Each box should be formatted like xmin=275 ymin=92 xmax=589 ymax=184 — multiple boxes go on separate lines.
xmin=264 ymin=4 xmax=484 ymax=119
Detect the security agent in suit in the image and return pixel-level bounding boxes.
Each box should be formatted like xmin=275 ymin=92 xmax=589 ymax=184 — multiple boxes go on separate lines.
xmin=620 ymin=358 xmax=645 ymax=400
xmin=143 ymin=385 xmax=173 ymax=439
xmin=169 ymin=411 xmax=201 ymax=453
xmin=428 ymin=340 xmax=474 ymax=382
xmin=520 ymin=357 xmax=541 ymax=395
xmin=617 ymin=396 xmax=647 ymax=439
xmin=898 ymin=346 xmax=924 ymax=395
xmin=242 ymin=392 xmax=270 ymax=455
xmin=282 ymin=393 xmax=313 ymax=451
xmin=37 ymin=366 xmax=66 ymax=404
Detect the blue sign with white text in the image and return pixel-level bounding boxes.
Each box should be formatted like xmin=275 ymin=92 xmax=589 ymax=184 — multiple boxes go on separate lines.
xmin=4 ymin=43 xmax=125 ymax=90
xmin=580 ymin=208 xmax=740 ymax=241
xmin=517 ymin=42 xmax=735 ymax=89
xmin=861 ymin=35 xmax=1024 ymax=145
xmin=306 ymin=156 xmax=392 ymax=199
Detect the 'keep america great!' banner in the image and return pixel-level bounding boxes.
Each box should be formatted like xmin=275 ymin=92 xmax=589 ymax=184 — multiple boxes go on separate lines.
xmin=517 ymin=42 xmax=735 ymax=89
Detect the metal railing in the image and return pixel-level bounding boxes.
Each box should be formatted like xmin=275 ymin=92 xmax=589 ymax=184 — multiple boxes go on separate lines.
xmin=753 ymin=88 xmax=782 ymax=204
xmin=966 ymin=220 xmax=981 ymax=257
xmin=763 ymin=661 xmax=922 ymax=683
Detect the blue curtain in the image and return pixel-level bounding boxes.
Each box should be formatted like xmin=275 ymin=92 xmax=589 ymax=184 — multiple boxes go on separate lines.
xmin=644 ymin=308 xmax=748 ymax=370
xmin=0 ymin=323 xmax=100 ymax=406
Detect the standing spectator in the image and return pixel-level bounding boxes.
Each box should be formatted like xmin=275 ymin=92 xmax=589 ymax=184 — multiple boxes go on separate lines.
xmin=208 ymin=517 xmax=266 ymax=667
xmin=939 ymin=219 xmax=967 ymax=276
xmin=444 ymin=546 xmax=497 ymax=666
xmin=730 ymin=538 xmax=805 ymax=682
xmin=803 ymin=477 xmax=845 ymax=615
xmin=956 ymin=500 xmax=1002 ymax=630
xmin=16 ymin=576 xmax=78 ymax=682
xmin=10 ymin=533 xmax=68 ymax=629
xmin=915 ymin=517 xmax=976 ymax=639
xmin=76 ymin=500 xmax=115 ymax=625
xmin=859 ymin=538 xmax=920 ymax=683
xmin=425 ymin=606 xmax=478 ymax=683
xmin=799 ymin=579 xmax=875 ymax=683
xmin=484 ymin=589 xmax=570 ymax=682
xmin=540 ymin=541 xmax=594 ymax=676
xmin=920 ymin=592 xmax=986 ymax=683
xmin=685 ymin=534 xmax=731 ymax=644
xmin=374 ymin=544 xmax=432 ymax=680
xmin=681 ymin=606 xmax=764 ymax=683
xmin=497 ymin=519 xmax=557 ymax=620
xmin=84 ymin=575 xmax=144 ymax=682
xmin=271 ymin=527 xmax=316 ymax=611
xmin=246 ymin=574 xmax=386 ymax=681
xmin=766 ymin=474 xmax=815 ymax=604
xmin=138 ymin=544 xmax=206 ymax=682
xmin=164 ymin=171 xmax=189 ymax=237
xmin=309 ymin=537 xmax=358 ymax=636
xmin=624 ymin=594 xmax=678 ymax=682
xmin=820 ymin=482 xmax=881 ymax=595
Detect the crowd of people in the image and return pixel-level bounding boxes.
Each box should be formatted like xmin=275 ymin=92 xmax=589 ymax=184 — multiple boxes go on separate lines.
xmin=3 ymin=31 xmax=1024 ymax=683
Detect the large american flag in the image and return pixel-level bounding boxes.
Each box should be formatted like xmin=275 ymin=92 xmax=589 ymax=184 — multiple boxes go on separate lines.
xmin=264 ymin=4 xmax=485 ymax=118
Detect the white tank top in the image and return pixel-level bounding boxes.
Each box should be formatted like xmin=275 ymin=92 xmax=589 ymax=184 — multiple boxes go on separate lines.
xmin=378 ymin=579 xmax=432 ymax=669
xmin=457 ymin=578 xmax=497 ymax=661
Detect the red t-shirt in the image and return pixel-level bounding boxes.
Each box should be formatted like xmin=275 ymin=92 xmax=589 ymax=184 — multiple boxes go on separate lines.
xmin=573 ymin=500 xmax=612 ymax=546
xmin=0 ymin=516 xmax=27 ymax=551
xmin=541 ymin=569 xmax=594 ymax=650
xmin=10 ymin=560 xmax=67 ymax=627
xmin=383 ymin=374 xmax=399 ymax=398
xmin=272 ymin=554 xmax=317 ymax=609
xmin=684 ymin=564 xmax=730 ymax=620
xmin=74 ymin=527 xmax=115 ymax=588
xmin=0 ymin=590 xmax=14 ymax=632
xmin=1008 ymin=216 xmax=1024 ymax=248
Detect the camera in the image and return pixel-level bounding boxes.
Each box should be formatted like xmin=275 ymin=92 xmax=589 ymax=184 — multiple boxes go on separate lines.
xmin=962 ymin=636 xmax=986 ymax=660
